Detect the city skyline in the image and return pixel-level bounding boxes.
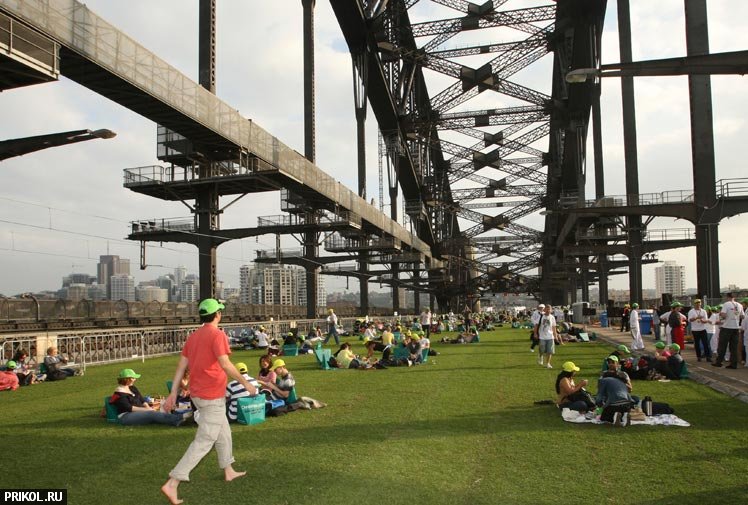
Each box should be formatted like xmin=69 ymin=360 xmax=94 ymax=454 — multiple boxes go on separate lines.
xmin=2 ymin=1 xmax=748 ymax=298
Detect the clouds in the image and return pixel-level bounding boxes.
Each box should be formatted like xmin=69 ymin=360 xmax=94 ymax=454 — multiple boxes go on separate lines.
xmin=0 ymin=0 xmax=746 ymax=297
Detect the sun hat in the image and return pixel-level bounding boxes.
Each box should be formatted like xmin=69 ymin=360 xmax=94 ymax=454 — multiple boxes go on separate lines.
xmin=561 ymin=361 xmax=580 ymax=373
xmin=5 ymin=360 xmax=17 ymax=370
xmin=236 ymin=362 xmax=248 ymax=374
xmin=607 ymin=355 xmax=619 ymax=362
xmin=270 ymin=359 xmax=286 ymax=371
xmin=118 ymin=368 xmax=141 ymax=379
xmin=669 ymin=343 xmax=680 ymax=352
xmin=655 ymin=341 xmax=666 ymax=349
xmin=617 ymin=344 xmax=631 ymax=354
xmin=198 ymin=298 xmax=225 ymax=315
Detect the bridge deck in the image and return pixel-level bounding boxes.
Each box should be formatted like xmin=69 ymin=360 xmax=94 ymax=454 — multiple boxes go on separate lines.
xmin=0 ymin=0 xmax=432 ymax=258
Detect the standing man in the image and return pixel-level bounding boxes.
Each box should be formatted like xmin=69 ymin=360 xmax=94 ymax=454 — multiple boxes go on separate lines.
xmin=741 ymin=298 xmax=748 ymax=367
xmin=324 ymin=308 xmax=340 ymax=346
xmin=688 ymin=299 xmax=710 ymax=362
xmin=161 ymin=299 xmax=257 ymax=505
xmin=714 ymin=293 xmax=745 ymax=369
xmin=629 ymin=303 xmax=644 ymax=352
xmin=650 ymin=305 xmax=661 ymax=341
xmin=538 ymin=304 xmax=558 ymax=369
xmin=420 ymin=308 xmax=432 ymax=339
xmin=530 ymin=303 xmax=545 ymax=358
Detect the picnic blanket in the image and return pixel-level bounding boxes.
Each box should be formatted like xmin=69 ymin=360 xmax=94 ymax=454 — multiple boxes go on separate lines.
xmin=561 ymin=408 xmax=690 ymax=427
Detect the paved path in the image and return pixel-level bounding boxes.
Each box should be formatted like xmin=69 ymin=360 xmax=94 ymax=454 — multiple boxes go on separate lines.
xmin=589 ymin=325 xmax=748 ymax=404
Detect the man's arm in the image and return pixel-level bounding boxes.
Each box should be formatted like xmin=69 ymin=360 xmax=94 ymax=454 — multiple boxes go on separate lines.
xmin=162 ymin=355 xmax=189 ymax=412
xmin=218 ymin=354 xmax=258 ymax=396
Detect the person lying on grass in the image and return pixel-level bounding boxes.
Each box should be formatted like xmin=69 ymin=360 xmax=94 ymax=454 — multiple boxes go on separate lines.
xmin=110 ymin=368 xmax=186 ymax=427
xmin=440 ymin=328 xmax=478 ymax=344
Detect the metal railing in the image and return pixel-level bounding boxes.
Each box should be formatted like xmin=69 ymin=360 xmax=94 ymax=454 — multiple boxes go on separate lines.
xmin=130 ymin=217 xmax=195 ymax=234
xmin=717 ymin=177 xmax=748 ymax=198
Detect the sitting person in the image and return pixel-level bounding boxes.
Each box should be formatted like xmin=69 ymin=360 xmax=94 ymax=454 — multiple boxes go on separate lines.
xmin=11 ymin=349 xmax=36 ymax=386
xmin=225 ymin=362 xmax=259 ymax=422
xmin=0 ymin=361 xmax=20 ymax=391
xmin=44 ymin=346 xmax=76 ymax=381
xmin=283 ymin=331 xmax=298 ymax=346
xmin=601 ymin=345 xmax=631 ymax=372
xmin=253 ymin=326 xmax=269 ymax=350
xmin=555 ymin=362 xmax=592 ymax=413
xmin=601 ymin=355 xmax=639 ymax=405
xmin=334 ymin=343 xmax=363 ymax=369
xmin=268 ymin=338 xmax=281 ymax=356
xmin=405 ymin=334 xmax=423 ymax=364
xmin=109 ymin=369 xmax=185 ymax=426
xmin=595 ymin=366 xmax=635 ymax=426
xmin=259 ymin=359 xmax=297 ymax=405
xmin=257 ymin=355 xmax=277 ymax=395
xmin=655 ymin=343 xmax=685 ymax=380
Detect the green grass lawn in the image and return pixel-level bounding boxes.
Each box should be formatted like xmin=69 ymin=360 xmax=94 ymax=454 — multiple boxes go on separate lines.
xmin=1 ymin=327 xmax=747 ymax=505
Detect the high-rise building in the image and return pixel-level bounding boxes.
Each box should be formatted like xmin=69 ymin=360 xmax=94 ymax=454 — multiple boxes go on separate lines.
xmin=242 ymin=264 xmax=322 ymax=307
xmin=181 ymin=278 xmax=198 ymax=303
xmin=88 ymin=283 xmax=106 ymax=301
xmin=136 ymin=285 xmax=169 ymax=303
xmin=97 ymin=255 xmax=131 ymax=299
xmin=655 ymin=261 xmax=685 ymax=300
xmin=297 ymin=270 xmax=326 ymax=309
xmin=110 ymin=274 xmax=135 ymax=302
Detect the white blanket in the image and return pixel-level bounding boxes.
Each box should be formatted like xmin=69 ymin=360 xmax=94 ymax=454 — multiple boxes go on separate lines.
xmin=561 ymin=408 xmax=690 ymax=427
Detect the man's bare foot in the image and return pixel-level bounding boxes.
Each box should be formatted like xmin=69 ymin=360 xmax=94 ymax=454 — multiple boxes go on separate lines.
xmin=161 ymin=479 xmax=183 ymax=505
xmin=224 ymin=466 xmax=247 ymax=482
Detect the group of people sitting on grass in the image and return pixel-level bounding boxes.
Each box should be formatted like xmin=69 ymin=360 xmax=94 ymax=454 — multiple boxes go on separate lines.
xmin=553 ymin=341 xmax=686 ymax=426
xmin=0 ymin=346 xmax=79 ymax=392
xmin=331 ymin=323 xmax=436 ymax=369
xmin=107 ymin=352 xmax=310 ymax=427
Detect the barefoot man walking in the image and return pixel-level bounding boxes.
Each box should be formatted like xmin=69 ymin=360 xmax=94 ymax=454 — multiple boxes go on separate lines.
xmin=161 ymin=298 xmax=257 ymax=504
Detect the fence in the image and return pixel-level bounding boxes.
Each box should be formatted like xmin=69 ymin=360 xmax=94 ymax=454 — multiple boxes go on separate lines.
xmin=0 ymin=316 xmax=381 ymax=371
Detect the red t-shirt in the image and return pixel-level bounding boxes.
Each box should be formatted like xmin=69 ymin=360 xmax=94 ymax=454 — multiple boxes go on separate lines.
xmin=182 ymin=324 xmax=231 ymax=400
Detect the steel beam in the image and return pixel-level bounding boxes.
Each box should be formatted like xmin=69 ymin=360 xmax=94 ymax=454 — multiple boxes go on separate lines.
xmin=685 ymin=0 xmax=720 ymax=300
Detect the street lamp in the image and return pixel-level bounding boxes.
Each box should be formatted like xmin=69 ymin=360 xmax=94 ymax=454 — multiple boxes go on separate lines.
xmin=20 ymin=293 xmax=39 ymax=322
xmin=0 ymin=128 xmax=117 ymax=161
xmin=566 ymin=49 xmax=748 ymax=84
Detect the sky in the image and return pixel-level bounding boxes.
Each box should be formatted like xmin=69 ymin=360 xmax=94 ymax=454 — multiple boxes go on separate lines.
xmin=0 ymin=0 xmax=747 ymax=297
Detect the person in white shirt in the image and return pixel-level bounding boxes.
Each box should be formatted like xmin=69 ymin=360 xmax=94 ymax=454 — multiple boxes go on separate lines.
xmin=629 ymin=303 xmax=644 ymax=351
xmin=530 ymin=303 xmax=545 ymax=357
xmin=324 ymin=308 xmax=340 ymax=345
xmin=708 ymin=306 xmax=722 ymax=357
xmin=537 ymin=305 xmax=558 ymax=369
xmin=660 ymin=309 xmax=672 ymax=345
xmin=254 ymin=326 xmax=269 ymax=349
xmin=713 ymin=293 xmax=745 ymax=369
xmin=420 ymin=308 xmax=432 ymax=338
xmin=687 ymin=299 xmax=710 ymax=362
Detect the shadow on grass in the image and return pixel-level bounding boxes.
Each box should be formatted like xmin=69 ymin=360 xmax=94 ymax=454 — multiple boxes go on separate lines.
xmin=638 ymin=485 xmax=748 ymax=505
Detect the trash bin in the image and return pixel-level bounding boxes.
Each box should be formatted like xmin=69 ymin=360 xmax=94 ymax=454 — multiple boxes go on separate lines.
xmin=640 ymin=313 xmax=652 ymax=335
xmin=599 ymin=311 xmax=608 ymax=328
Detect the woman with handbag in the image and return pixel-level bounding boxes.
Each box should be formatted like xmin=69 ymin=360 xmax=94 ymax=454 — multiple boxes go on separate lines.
xmin=555 ymin=362 xmax=593 ymax=413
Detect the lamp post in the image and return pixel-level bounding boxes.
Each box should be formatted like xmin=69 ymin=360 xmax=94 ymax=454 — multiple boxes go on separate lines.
xmin=0 ymin=128 xmax=117 ymax=161
xmin=21 ymin=293 xmax=39 ymax=322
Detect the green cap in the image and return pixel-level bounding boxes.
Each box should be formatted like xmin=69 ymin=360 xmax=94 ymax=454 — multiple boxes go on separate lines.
xmin=670 ymin=301 xmax=681 ymax=308
xmin=632 ymin=303 xmax=639 ymax=308
xmin=118 ymin=368 xmax=141 ymax=379
xmin=655 ymin=341 xmax=666 ymax=349
xmin=669 ymin=343 xmax=680 ymax=352
xmin=607 ymin=355 xmax=619 ymax=362
xmin=741 ymin=297 xmax=748 ymax=304
xmin=617 ymin=344 xmax=631 ymax=354
xmin=198 ymin=298 xmax=225 ymax=315
xmin=6 ymin=360 xmax=17 ymax=370
xmin=562 ymin=361 xmax=580 ymax=373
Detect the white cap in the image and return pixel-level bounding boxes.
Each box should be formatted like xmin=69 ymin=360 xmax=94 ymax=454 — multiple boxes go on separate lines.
xmin=538 ymin=304 xmax=546 ymax=308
